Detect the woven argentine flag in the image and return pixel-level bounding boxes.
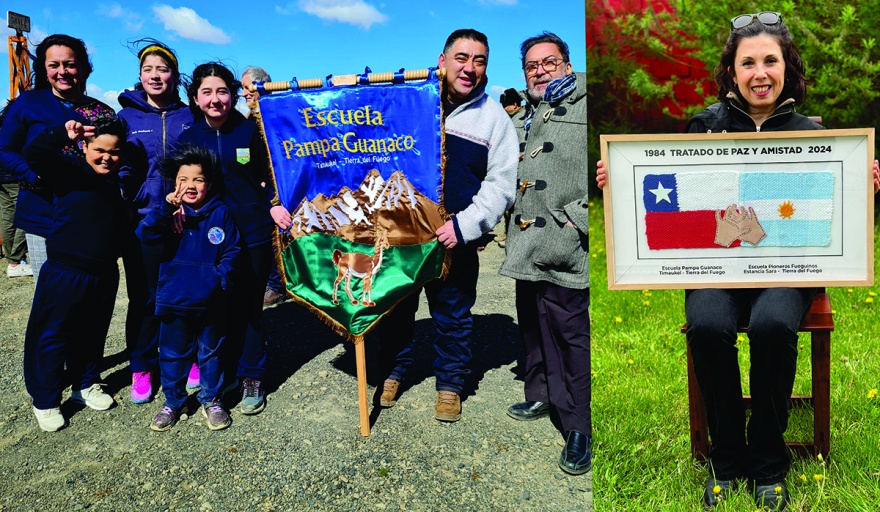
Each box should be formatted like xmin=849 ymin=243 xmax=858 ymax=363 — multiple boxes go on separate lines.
xmin=738 ymin=172 xmax=833 ymax=247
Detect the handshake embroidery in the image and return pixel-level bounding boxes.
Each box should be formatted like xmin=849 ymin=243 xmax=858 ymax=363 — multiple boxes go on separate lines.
xmin=714 ymin=204 xmax=767 ymax=247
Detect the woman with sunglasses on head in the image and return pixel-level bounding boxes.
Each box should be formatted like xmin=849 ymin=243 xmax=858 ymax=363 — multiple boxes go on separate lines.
xmin=117 ymin=39 xmax=195 ymax=405
xmin=597 ymin=12 xmax=880 ymax=511
xmin=0 ymin=34 xmax=115 ymax=284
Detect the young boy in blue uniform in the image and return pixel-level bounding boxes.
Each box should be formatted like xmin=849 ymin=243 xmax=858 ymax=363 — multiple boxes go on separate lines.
xmin=137 ymin=144 xmax=240 ymax=431
xmin=22 ymin=118 xmax=128 ymax=432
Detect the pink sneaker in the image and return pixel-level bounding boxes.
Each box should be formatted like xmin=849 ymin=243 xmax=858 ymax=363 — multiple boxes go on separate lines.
xmin=131 ymin=371 xmax=154 ymax=404
xmin=186 ymin=363 xmax=201 ymax=390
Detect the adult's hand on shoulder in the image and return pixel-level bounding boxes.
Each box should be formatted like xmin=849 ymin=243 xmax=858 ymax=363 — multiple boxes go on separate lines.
xmin=596 ymin=160 xmax=607 ymax=189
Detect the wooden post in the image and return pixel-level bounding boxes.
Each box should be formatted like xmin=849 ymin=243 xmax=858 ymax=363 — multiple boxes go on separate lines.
xmin=355 ymin=338 xmax=370 ymax=436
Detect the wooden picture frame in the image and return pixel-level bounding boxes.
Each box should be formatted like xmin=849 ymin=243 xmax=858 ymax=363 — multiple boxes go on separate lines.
xmin=600 ymin=129 xmax=875 ymax=289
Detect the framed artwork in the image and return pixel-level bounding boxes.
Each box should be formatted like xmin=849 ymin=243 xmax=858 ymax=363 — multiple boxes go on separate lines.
xmin=600 ymin=129 xmax=875 ymax=289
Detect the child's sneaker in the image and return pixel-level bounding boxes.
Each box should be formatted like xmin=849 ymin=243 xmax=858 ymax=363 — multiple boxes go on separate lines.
xmin=71 ymin=383 xmax=114 ymax=410
xmin=241 ymin=377 xmax=266 ymax=415
xmin=186 ymin=363 xmax=200 ymax=390
xmin=201 ymin=399 xmax=231 ymax=430
xmin=131 ymin=371 xmax=154 ymax=404
xmin=150 ymin=404 xmax=183 ymax=432
xmin=33 ymin=406 xmax=65 ymax=432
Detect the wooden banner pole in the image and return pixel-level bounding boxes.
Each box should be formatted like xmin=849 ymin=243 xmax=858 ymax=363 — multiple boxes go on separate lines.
xmin=249 ymin=68 xmax=445 ymax=93
xmin=355 ymin=339 xmax=370 ymax=437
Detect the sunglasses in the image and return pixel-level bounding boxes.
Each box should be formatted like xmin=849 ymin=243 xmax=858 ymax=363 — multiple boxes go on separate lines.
xmin=730 ymin=11 xmax=782 ymax=30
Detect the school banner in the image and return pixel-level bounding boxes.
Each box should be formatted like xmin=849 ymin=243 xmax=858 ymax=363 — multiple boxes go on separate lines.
xmin=256 ymin=72 xmax=447 ymax=341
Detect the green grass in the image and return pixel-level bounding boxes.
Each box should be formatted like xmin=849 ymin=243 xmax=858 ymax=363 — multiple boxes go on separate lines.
xmin=590 ymin=200 xmax=880 ymax=511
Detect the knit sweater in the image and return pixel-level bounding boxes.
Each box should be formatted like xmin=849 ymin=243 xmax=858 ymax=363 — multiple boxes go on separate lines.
xmin=442 ymin=82 xmax=519 ymax=244
xmin=499 ymin=72 xmax=589 ymax=288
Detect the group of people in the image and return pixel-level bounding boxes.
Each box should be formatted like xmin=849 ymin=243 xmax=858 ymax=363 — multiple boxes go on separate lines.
xmin=0 ymin=29 xmax=591 ymax=477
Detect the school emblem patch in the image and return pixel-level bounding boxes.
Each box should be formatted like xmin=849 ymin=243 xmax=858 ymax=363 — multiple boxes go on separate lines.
xmin=236 ymin=148 xmax=250 ymax=165
xmin=207 ymin=227 xmax=225 ymax=245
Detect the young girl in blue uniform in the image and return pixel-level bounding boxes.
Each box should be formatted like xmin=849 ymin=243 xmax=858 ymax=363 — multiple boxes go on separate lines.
xmin=178 ymin=63 xmax=289 ymax=415
xmin=22 ymin=118 xmax=128 ymax=432
xmin=117 ymin=40 xmax=196 ymax=403
xmin=137 ymin=144 xmax=240 ymax=431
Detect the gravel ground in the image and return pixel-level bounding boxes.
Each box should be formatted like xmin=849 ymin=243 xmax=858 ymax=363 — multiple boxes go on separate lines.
xmin=0 ymin=231 xmax=592 ymax=512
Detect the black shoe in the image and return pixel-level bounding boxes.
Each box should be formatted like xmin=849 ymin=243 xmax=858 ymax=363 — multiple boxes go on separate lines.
xmin=753 ymin=481 xmax=788 ymax=511
xmin=702 ymin=477 xmax=735 ymax=509
xmin=506 ymin=401 xmax=550 ymax=421
xmin=558 ymin=430 xmax=591 ymax=475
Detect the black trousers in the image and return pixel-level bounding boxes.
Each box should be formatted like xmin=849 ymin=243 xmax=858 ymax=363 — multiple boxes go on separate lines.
xmin=517 ymin=281 xmax=591 ymax=434
xmin=685 ymin=287 xmax=815 ymax=485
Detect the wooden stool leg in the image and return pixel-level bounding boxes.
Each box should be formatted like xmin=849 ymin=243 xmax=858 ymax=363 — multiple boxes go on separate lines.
xmin=812 ymin=330 xmax=831 ymax=458
xmin=686 ymin=343 xmax=709 ymax=461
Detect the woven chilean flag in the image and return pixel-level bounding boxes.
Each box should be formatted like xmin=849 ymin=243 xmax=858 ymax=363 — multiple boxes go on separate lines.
xmin=643 ymin=171 xmax=834 ymax=250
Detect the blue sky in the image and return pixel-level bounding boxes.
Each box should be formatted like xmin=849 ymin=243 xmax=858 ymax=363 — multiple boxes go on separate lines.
xmin=2 ymin=1 xmax=586 ymax=112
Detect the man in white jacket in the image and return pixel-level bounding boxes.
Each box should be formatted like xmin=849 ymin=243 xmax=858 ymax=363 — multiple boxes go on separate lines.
xmin=376 ymin=28 xmax=518 ymax=422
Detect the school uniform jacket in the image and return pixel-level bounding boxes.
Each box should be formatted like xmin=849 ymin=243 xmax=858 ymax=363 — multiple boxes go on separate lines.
xmin=117 ymin=90 xmax=193 ymax=215
xmin=137 ymin=195 xmax=241 ymax=316
xmin=21 ymin=125 xmax=127 ymax=272
xmin=177 ymin=112 xmax=275 ymax=249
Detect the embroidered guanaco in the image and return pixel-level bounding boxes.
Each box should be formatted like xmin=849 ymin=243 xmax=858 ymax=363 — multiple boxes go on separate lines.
xmin=332 ymin=229 xmax=390 ymax=307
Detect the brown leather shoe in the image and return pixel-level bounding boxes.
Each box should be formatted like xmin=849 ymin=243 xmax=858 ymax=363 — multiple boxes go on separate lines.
xmin=263 ymin=288 xmax=284 ymax=308
xmin=375 ymin=379 xmax=400 ymax=407
xmin=435 ymin=391 xmax=461 ymax=422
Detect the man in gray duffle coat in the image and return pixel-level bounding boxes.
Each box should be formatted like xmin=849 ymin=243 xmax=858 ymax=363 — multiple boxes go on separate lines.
xmin=499 ymin=31 xmax=590 ymax=476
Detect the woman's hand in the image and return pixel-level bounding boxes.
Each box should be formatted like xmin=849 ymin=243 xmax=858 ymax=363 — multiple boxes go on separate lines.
xmin=596 ymin=160 xmax=607 ymax=189
xmin=872 ymin=159 xmax=879 ymax=194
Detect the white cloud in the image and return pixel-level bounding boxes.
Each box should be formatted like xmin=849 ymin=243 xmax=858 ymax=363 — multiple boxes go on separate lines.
xmin=98 ymin=2 xmax=144 ymax=31
xmin=87 ymin=84 xmax=122 ymax=113
xmin=152 ymin=5 xmax=232 ymax=44
xmin=299 ymin=0 xmax=388 ymax=30
xmin=275 ymin=4 xmax=294 ymax=15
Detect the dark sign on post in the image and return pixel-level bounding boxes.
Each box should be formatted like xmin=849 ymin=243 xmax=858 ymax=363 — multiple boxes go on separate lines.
xmin=7 ymin=11 xmax=30 ymax=33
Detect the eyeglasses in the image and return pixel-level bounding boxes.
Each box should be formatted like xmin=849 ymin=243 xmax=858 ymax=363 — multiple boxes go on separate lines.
xmin=730 ymin=11 xmax=782 ymax=30
xmin=524 ymin=56 xmax=566 ymax=77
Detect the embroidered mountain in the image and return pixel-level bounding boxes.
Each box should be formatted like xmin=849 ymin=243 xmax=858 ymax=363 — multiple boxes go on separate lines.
xmin=289 ymin=169 xmax=444 ymax=245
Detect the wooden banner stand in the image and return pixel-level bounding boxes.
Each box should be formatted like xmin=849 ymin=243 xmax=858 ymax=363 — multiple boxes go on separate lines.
xmin=252 ymin=68 xmax=444 ymax=437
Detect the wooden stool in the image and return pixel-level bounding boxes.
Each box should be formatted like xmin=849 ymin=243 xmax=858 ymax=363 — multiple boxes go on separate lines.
xmin=682 ymin=290 xmax=833 ymax=461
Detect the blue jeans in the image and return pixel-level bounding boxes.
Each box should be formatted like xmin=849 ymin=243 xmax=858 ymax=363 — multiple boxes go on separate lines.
xmin=159 ymin=313 xmax=227 ymax=410
xmin=24 ymin=259 xmax=118 ymax=408
xmin=685 ymin=287 xmax=815 ymax=485
xmin=379 ymin=245 xmax=479 ymax=394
